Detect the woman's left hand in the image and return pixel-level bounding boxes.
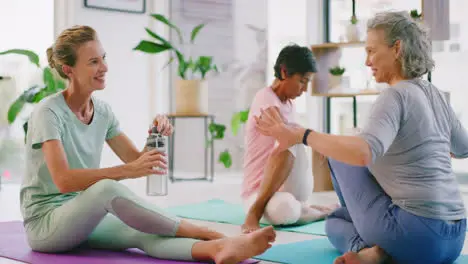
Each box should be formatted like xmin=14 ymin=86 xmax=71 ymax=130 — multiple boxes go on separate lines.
xmin=255 ymin=106 xmax=305 ymax=155
xmin=150 ymin=115 xmax=173 ymax=136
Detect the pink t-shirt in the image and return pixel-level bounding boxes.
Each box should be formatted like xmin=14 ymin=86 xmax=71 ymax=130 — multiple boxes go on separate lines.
xmin=242 ymin=86 xmax=296 ymax=199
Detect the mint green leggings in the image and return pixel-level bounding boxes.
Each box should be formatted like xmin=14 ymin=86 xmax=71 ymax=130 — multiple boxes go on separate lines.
xmin=24 ymin=179 xmax=198 ymax=261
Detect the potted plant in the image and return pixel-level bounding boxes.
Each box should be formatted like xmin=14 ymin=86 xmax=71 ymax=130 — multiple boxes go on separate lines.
xmin=345 ymin=0 xmax=360 ymax=42
xmin=134 ymin=14 xmax=218 ymax=115
xmin=329 ymin=66 xmax=346 ymax=89
xmin=0 ymin=49 xmax=66 ymax=137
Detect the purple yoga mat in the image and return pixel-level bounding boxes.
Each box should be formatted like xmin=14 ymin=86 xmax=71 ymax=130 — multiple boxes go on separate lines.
xmin=0 ymin=221 xmax=259 ymax=264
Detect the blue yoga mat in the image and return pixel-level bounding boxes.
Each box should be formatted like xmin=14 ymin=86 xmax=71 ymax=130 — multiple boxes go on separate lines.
xmin=166 ymin=199 xmax=327 ymax=235
xmin=255 ymin=239 xmax=468 ymax=264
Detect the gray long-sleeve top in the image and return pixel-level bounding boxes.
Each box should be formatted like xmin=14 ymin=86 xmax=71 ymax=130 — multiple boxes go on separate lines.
xmin=359 ymin=78 xmax=468 ymax=221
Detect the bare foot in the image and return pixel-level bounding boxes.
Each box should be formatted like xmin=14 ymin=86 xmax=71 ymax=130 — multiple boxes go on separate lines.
xmin=241 ymin=212 xmax=261 ymax=234
xmin=214 ymin=226 xmax=276 ymax=264
xmin=334 ymin=246 xmax=390 ymax=264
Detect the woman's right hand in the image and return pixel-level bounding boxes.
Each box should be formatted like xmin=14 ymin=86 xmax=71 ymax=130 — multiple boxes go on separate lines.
xmin=125 ymin=149 xmax=167 ymax=178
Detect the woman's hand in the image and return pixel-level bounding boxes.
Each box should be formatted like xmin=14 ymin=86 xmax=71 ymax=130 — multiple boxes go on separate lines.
xmin=149 ymin=115 xmax=173 ymax=136
xmin=125 ymin=149 xmax=167 ymax=178
xmin=255 ymin=106 xmax=306 ymax=155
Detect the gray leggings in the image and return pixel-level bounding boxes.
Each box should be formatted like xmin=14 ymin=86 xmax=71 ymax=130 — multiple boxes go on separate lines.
xmin=25 ymin=179 xmax=197 ymax=261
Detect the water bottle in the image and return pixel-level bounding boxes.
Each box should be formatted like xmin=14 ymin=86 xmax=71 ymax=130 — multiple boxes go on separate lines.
xmin=145 ymin=125 xmax=168 ymax=196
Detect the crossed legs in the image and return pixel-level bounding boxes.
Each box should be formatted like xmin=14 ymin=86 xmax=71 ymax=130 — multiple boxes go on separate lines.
xmin=325 ymin=158 xmax=466 ymax=264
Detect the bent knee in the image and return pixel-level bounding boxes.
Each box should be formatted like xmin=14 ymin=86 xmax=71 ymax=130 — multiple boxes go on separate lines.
xmin=264 ymin=192 xmax=301 ymax=225
xmin=27 ymin=237 xmax=70 ymax=253
xmin=87 ymin=179 xmax=127 ymax=197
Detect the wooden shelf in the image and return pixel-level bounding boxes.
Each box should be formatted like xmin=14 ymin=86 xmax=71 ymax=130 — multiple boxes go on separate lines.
xmin=311 ymin=89 xmax=380 ymax=97
xmin=311 ymin=41 xmax=365 ymax=50
xmin=310 ymin=41 xmax=372 ymax=96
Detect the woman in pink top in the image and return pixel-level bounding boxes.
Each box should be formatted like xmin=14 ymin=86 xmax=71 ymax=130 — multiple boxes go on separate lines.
xmin=241 ymin=44 xmax=337 ymax=233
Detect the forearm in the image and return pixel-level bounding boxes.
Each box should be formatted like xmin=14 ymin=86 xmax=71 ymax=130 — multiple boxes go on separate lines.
xmin=249 ymin=150 xmax=294 ymax=215
xmin=56 ymin=165 xmax=130 ymax=193
xmin=106 ymin=134 xmax=144 ymax=163
xmin=305 ymin=130 xmax=371 ymax=166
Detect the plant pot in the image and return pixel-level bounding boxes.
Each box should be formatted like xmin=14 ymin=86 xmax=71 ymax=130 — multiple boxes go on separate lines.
xmin=345 ymin=23 xmax=360 ymax=42
xmin=175 ymin=79 xmax=208 ymax=115
xmin=329 ymin=74 xmax=342 ymax=89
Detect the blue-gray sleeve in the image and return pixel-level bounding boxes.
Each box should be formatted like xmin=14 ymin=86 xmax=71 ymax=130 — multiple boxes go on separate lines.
xmin=450 ymin=110 xmax=468 ymax=158
xmin=358 ymin=88 xmax=403 ymax=163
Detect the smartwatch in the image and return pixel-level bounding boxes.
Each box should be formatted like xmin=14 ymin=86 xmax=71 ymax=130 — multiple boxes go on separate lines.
xmin=302 ymin=129 xmax=312 ymax=145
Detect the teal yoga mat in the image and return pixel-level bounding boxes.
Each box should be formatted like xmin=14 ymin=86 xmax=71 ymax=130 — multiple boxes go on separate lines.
xmin=166 ymin=199 xmax=327 ymax=235
xmin=456 ymin=256 xmax=468 ymax=264
xmin=255 ymin=238 xmax=340 ymax=264
xmin=255 ymin=239 xmax=468 ymax=264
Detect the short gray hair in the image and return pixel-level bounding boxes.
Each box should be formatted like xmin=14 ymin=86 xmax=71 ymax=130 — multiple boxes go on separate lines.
xmin=367 ymin=11 xmax=435 ymax=78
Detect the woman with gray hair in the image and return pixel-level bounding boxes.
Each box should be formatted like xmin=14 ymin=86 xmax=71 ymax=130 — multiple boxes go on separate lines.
xmin=254 ymin=11 xmax=467 ymax=264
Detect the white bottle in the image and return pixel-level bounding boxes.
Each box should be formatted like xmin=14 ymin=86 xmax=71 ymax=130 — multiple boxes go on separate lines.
xmin=146 ymin=126 xmax=168 ymax=196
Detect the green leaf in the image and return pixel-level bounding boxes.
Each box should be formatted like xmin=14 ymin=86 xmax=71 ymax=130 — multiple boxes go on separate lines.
xmin=31 ymin=88 xmax=56 ymax=103
xmin=231 ymin=114 xmax=241 ymax=136
xmin=190 ymin=24 xmax=205 ymax=43
xmin=198 ymin=56 xmax=212 ymax=66
xmin=209 ymin=123 xmax=226 ymax=139
xmin=175 ymin=51 xmax=187 ymax=79
xmin=196 ymin=56 xmax=215 ymax=79
xmin=0 ymin=49 xmax=40 ymax=67
xmin=151 ymin=14 xmax=183 ymax=44
xmin=144 ymin=28 xmax=173 ymax=48
xmin=231 ymin=109 xmax=249 ymax=135
xmin=22 ymin=85 xmax=42 ymax=103
xmin=134 ymin=40 xmax=172 ymax=54
xmin=43 ymin=67 xmax=56 ymax=92
xmin=219 ymin=150 xmax=232 ymax=168
xmin=56 ymin=78 xmax=66 ymax=90
xmin=239 ymin=109 xmax=249 ymax=122
xmin=7 ymin=97 xmax=26 ymax=124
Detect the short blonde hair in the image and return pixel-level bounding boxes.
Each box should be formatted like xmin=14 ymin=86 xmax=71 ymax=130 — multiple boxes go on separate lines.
xmin=46 ymin=25 xmax=97 ymax=79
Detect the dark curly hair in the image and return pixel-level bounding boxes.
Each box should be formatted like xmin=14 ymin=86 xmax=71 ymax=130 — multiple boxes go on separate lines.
xmin=273 ymin=44 xmax=317 ymax=80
